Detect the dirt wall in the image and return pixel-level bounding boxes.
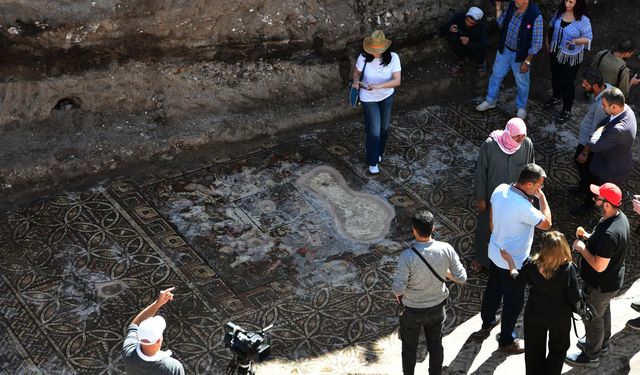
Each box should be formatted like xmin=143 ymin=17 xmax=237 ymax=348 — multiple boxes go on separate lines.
xmin=0 ymin=0 xmax=480 ymax=126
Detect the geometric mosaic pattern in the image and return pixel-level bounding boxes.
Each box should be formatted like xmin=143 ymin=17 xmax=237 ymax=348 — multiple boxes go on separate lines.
xmin=1 ymin=96 xmax=639 ymax=374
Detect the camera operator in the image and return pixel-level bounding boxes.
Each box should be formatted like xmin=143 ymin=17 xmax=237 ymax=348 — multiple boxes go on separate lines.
xmin=122 ymin=287 xmax=185 ymax=375
xmin=566 ymin=183 xmax=630 ymax=368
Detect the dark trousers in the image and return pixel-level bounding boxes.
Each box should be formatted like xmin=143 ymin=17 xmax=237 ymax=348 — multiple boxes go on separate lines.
xmin=480 ymin=261 xmax=525 ymax=346
xmin=573 ymin=144 xmax=594 ymax=194
xmin=583 ymin=284 xmax=617 ymax=358
xmin=446 ymin=33 xmax=485 ymax=64
xmin=523 ymin=306 xmax=571 ymax=375
xmin=399 ymin=302 xmax=446 ymax=375
xmin=550 ymin=55 xmax=581 ymax=112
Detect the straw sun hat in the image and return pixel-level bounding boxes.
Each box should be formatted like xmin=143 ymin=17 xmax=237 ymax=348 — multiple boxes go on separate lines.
xmin=363 ymin=30 xmax=392 ymax=55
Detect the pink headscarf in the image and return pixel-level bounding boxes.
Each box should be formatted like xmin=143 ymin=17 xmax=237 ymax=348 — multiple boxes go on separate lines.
xmin=490 ymin=118 xmax=527 ymax=155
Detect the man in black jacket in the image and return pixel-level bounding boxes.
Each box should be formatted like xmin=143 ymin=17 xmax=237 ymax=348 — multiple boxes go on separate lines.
xmin=440 ymin=7 xmax=487 ymax=75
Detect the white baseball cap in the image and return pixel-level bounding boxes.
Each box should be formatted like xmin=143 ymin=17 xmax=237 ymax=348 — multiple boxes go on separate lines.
xmin=466 ymin=7 xmax=484 ymax=21
xmin=137 ymin=316 xmax=166 ymax=345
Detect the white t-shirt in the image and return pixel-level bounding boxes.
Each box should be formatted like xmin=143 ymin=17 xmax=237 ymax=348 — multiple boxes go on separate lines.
xmin=355 ymin=52 xmax=401 ymax=102
xmin=488 ymin=184 xmax=544 ymax=269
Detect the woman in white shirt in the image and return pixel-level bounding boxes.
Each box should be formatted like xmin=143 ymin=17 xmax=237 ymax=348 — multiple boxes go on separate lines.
xmin=352 ymin=30 xmax=402 ymax=175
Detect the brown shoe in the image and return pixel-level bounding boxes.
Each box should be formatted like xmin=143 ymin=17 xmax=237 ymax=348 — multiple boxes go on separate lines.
xmin=499 ymin=339 xmax=525 ymax=355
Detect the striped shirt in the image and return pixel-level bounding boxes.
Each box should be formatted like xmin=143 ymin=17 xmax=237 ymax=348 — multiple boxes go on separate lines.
xmin=498 ymin=8 xmax=543 ymax=56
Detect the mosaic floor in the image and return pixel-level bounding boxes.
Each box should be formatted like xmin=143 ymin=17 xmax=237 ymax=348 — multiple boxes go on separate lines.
xmin=1 ymin=95 xmax=640 ymax=374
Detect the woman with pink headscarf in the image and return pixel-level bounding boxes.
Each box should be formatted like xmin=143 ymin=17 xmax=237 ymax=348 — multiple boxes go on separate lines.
xmin=471 ymin=118 xmax=535 ymax=273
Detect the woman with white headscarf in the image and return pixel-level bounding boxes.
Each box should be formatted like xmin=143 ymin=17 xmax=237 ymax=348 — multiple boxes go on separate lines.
xmin=471 ymin=118 xmax=535 ymax=273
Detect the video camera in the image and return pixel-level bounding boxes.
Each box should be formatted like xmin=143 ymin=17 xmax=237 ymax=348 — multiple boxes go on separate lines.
xmin=224 ymin=322 xmax=273 ymax=362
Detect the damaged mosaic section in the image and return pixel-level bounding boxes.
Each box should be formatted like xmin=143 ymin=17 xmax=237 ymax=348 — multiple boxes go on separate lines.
xmin=297 ymin=166 xmax=395 ymax=243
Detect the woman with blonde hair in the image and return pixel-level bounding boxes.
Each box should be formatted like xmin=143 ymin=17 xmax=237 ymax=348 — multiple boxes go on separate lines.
xmin=501 ymin=231 xmax=581 ymax=374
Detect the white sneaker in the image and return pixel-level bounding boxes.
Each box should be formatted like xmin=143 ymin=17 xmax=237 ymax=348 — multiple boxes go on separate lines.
xmin=368 ymin=165 xmax=380 ymax=174
xmin=476 ymin=101 xmax=496 ymax=112
xmin=517 ymin=108 xmax=527 ymax=119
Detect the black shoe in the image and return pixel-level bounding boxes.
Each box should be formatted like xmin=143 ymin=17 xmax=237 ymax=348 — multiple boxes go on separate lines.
xmin=631 ymin=301 xmax=640 ymax=313
xmin=545 ymin=96 xmax=562 ymax=107
xmin=627 ymin=317 xmax=640 ymax=330
xmin=565 ymin=352 xmax=600 ymax=368
xmin=570 ymin=205 xmax=594 ymax=217
xmin=481 ymin=318 xmax=501 ymax=331
xmin=475 ymin=318 xmax=500 ymax=339
xmin=576 ymin=338 xmax=609 ymax=354
xmin=557 ymin=110 xmax=572 ymax=123
xmin=567 ymin=185 xmax=584 ymax=197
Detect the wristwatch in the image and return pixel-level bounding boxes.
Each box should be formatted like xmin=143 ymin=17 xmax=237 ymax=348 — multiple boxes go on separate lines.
xmin=524 ymin=60 xmax=531 ymax=66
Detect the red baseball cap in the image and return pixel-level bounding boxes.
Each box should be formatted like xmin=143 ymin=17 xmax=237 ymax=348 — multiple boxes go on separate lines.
xmin=590 ymin=183 xmax=622 ymax=207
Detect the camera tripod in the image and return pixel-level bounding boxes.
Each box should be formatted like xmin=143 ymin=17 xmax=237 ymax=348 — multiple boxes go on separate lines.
xmin=225 ymin=355 xmax=255 ymax=375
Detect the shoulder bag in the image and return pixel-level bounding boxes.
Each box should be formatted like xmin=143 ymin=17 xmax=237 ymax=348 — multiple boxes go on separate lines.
xmin=349 ymin=59 xmax=367 ymax=108
xmin=566 ymin=262 xmax=597 ymax=338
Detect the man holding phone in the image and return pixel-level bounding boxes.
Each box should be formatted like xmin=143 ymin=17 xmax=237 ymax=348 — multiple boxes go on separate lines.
xmin=480 ymin=163 xmax=552 ymax=354
xmin=566 ymin=183 xmax=629 ymax=368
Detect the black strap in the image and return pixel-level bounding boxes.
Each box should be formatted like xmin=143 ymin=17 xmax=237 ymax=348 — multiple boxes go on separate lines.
xmin=617 ymin=64 xmax=628 ymax=88
xmin=411 ymin=246 xmax=445 ymax=283
xmin=360 ymin=60 xmax=368 ymax=82
xmin=595 ymin=50 xmax=609 ymax=72
xmin=566 ymin=262 xmax=586 ymax=339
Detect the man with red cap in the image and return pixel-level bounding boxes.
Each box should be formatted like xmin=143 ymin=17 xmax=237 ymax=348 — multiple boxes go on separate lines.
xmin=566 ymin=183 xmax=630 ymax=368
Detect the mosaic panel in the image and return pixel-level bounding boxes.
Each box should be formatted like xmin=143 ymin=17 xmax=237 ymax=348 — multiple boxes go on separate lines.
xmin=1 ymin=96 xmax=639 ymax=374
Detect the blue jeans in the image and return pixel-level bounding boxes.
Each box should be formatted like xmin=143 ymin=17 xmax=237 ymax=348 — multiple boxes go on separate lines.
xmin=481 ymin=261 xmax=525 ymax=346
xmin=362 ymin=93 xmax=394 ymax=167
xmin=399 ymin=302 xmax=446 ymax=375
xmin=485 ymin=49 xmax=531 ymax=110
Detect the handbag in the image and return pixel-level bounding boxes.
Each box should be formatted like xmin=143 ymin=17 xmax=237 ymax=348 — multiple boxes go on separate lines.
xmin=396 ymin=247 xmax=445 ymax=318
xmin=349 ymin=60 xmax=368 ymax=108
xmin=567 ymin=263 xmax=597 ymax=337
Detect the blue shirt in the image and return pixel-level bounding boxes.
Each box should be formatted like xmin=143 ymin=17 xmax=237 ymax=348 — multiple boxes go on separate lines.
xmin=498 ymin=8 xmax=543 ymax=56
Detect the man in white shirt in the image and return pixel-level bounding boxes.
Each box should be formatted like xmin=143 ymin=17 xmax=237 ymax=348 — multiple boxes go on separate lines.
xmin=480 ymin=163 xmax=552 ymax=354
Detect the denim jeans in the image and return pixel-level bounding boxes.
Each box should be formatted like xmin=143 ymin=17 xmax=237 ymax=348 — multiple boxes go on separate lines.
xmin=480 ymin=261 xmax=525 ymax=346
xmin=485 ymin=48 xmax=531 ymax=110
xmin=362 ymin=93 xmax=394 ymax=167
xmin=582 ymin=284 xmax=617 ymax=358
xmin=399 ymin=301 xmax=446 ymax=375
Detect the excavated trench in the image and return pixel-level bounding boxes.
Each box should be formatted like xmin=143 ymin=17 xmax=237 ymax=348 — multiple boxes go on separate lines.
xmin=0 ymin=0 xmax=638 ymax=210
